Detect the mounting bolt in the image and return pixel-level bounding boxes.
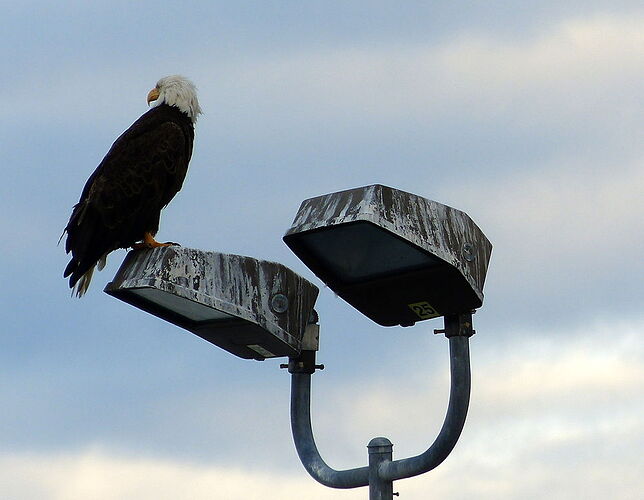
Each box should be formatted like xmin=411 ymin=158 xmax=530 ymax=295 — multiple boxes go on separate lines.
xmin=270 ymin=293 xmax=289 ymax=313
xmin=462 ymin=242 xmax=476 ymax=262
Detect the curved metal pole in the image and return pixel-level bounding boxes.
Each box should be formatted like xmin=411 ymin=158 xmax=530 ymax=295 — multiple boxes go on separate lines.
xmin=379 ymin=334 xmax=471 ymax=481
xmin=289 ymin=312 xmax=472 ymax=492
xmin=290 ymin=371 xmax=370 ymax=488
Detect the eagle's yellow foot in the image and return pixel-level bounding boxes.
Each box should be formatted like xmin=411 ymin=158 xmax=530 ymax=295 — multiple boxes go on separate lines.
xmin=133 ymin=232 xmax=181 ymax=250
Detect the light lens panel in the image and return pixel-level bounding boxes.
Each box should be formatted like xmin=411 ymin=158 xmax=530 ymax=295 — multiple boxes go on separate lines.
xmin=295 ymin=222 xmax=444 ymax=283
xmin=127 ymin=288 xmax=236 ymax=322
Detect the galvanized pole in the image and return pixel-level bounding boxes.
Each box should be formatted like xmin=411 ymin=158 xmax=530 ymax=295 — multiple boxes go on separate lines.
xmin=288 ymin=312 xmax=473 ymax=497
xmin=289 ymin=358 xmax=370 ymax=488
xmin=368 ymin=437 xmax=394 ymax=500
xmin=380 ymin=331 xmax=471 ymax=482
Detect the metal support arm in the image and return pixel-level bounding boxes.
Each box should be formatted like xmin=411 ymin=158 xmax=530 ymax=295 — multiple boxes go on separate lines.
xmin=379 ymin=334 xmax=471 ymax=481
xmin=285 ymin=313 xmax=474 ymax=500
xmin=289 ymin=313 xmax=473 ymax=493
xmin=290 ymin=370 xmax=370 ymax=488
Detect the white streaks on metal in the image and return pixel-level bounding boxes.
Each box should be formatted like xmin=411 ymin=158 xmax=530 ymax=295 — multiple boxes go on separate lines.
xmin=286 ymin=184 xmax=492 ymax=297
xmin=112 ymin=247 xmax=318 ymax=349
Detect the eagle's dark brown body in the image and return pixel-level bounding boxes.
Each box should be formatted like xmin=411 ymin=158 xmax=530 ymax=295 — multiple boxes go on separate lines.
xmin=63 ymin=103 xmax=194 ymax=293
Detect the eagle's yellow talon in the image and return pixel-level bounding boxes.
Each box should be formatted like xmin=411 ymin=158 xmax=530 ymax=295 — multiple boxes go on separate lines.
xmin=133 ymin=233 xmax=180 ymax=249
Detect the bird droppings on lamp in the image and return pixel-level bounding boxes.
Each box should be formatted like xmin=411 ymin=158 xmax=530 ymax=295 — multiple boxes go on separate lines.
xmin=284 ymin=184 xmax=492 ymax=326
xmin=105 ymin=246 xmax=319 ymax=360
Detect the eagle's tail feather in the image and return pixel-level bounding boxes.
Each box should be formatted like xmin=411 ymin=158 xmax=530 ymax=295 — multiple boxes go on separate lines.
xmin=72 ymin=266 xmax=96 ymax=298
xmin=66 ymin=253 xmax=108 ymax=297
xmin=96 ymin=254 xmax=108 ymax=271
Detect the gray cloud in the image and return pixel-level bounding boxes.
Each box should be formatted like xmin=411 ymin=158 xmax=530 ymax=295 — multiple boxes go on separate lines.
xmin=1 ymin=3 xmax=643 ymax=499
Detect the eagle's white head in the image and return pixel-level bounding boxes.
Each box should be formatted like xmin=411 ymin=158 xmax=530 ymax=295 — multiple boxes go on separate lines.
xmin=147 ymin=75 xmax=202 ymax=122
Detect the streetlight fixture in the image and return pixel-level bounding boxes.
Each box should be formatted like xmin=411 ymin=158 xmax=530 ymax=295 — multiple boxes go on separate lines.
xmin=105 ymin=247 xmax=319 ymax=360
xmin=282 ymin=185 xmax=491 ymax=499
xmin=283 ymin=184 xmax=492 ymax=326
xmin=105 ymin=184 xmax=492 ymax=500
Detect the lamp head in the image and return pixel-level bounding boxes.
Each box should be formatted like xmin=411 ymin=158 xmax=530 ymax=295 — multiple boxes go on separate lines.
xmin=105 ymin=247 xmax=319 ymax=360
xmin=284 ymin=185 xmax=492 ymax=326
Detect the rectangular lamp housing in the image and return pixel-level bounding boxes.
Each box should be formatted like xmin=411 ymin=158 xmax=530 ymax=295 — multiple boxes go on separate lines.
xmin=105 ymin=247 xmax=319 ymax=360
xmin=284 ymin=184 xmax=492 ymax=326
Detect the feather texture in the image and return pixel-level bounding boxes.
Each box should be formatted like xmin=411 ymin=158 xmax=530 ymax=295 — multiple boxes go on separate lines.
xmin=63 ymin=78 xmax=198 ymax=297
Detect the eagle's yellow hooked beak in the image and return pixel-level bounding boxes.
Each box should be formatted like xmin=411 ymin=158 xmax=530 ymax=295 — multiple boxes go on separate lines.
xmin=147 ymin=87 xmax=160 ymax=106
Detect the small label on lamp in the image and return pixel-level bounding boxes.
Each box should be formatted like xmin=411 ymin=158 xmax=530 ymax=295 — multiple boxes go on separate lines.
xmin=408 ymin=301 xmax=440 ymax=320
xmin=247 ymin=344 xmax=277 ymax=358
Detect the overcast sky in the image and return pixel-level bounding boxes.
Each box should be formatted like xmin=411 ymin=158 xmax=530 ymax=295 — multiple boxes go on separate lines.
xmin=1 ymin=1 xmax=643 ymax=499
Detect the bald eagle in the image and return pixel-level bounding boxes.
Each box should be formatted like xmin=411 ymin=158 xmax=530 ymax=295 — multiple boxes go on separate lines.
xmin=62 ymin=75 xmax=201 ymax=297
